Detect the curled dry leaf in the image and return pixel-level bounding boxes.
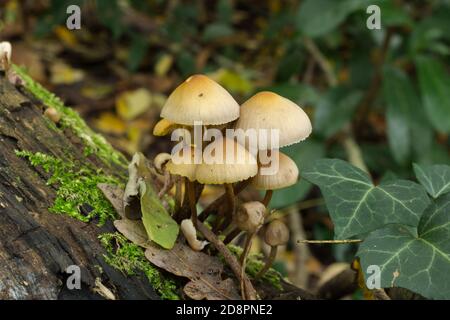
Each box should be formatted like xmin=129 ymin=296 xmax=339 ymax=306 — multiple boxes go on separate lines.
xmin=113 ymin=219 xmax=151 ymax=248
xmin=145 ymin=240 xmax=240 ymax=300
xmin=123 ymin=153 xmax=144 ymax=220
xmin=98 ymin=183 xmax=126 ymax=218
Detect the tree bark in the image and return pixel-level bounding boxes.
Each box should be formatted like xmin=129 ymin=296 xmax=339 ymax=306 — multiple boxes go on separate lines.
xmin=0 ymin=72 xmax=159 ymax=299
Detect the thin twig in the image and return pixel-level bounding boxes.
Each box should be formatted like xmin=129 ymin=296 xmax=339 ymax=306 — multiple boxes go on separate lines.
xmin=303 ymin=37 xmax=337 ymax=86
xmin=297 ymin=239 xmax=362 ymax=244
xmin=304 ymin=37 xmax=370 ymax=173
xmin=288 ymin=206 xmax=310 ymax=288
xmin=196 ymin=221 xmax=258 ymax=300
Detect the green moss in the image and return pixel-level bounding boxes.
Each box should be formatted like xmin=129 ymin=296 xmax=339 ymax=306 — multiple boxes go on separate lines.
xmin=99 ymin=232 xmax=180 ymax=300
xmin=13 ymin=65 xmax=128 ymax=169
xmin=16 ymin=150 xmax=120 ymax=225
xmin=228 ymin=244 xmax=283 ymax=290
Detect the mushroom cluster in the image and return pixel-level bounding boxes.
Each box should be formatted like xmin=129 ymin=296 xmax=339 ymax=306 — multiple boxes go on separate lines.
xmin=152 ymin=74 xmax=311 ymax=292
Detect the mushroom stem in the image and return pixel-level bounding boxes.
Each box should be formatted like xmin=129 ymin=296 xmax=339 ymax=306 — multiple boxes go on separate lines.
xmin=174 ymin=176 xmax=183 ymax=212
xmin=255 ymin=246 xmax=278 ymax=279
xmin=157 ymin=170 xmax=172 ymax=198
xmin=187 ymin=180 xmax=197 ymax=227
xmin=262 ymin=190 xmax=273 ymax=207
xmin=224 ymin=228 xmax=242 ymax=244
xmin=225 ymin=183 xmax=236 ymax=215
xmin=239 ymin=231 xmax=256 ymax=299
xmin=213 ymin=183 xmax=236 ymax=232
xmin=195 ymin=221 xmax=257 ymax=300
xmin=199 ymin=179 xmax=251 ymax=221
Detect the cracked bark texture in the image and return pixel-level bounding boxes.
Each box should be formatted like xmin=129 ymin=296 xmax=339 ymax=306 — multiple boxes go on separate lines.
xmin=0 ymin=72 xmax=159 ymax=300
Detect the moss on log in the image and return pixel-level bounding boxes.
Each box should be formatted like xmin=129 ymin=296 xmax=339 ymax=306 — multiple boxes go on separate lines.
xmin=0 ymin=68 xmax=164 ymax=299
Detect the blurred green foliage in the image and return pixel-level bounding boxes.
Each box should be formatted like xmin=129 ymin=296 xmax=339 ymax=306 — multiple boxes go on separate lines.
xmin=33 ymin=0 xmax=450 ymax=210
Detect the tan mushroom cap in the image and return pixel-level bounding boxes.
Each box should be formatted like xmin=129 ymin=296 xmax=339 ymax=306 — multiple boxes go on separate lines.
xmin=251 ymin=150 xmax=299 ymax=190
xmin=265 ymin=220 xmax=289 ymax=246
xmin=161 ymin=74 xmax=240 ymax=126
xmin=195 ymin=138 xmax=258 ymax=184
xmin=235 ymin=91 xmax=312 ymax=149
xmin=166 ymin=145 xmax=198 ymax=181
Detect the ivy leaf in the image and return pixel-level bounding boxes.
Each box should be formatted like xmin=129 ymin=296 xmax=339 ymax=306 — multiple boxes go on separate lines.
xmin=358 ymin=193 xmax=450 ymax=299
xmin=413 ymin=163 xmax=450 ymax=199
xmin=416 ymin=55 xmax=450 ymax=133
xmin=140 ymin=180 xmax=179 ymax=249
xmin=302 ymin=159 xmax=430 ymax=239
xmin=296 ymin=0 xmax=372 ymax=38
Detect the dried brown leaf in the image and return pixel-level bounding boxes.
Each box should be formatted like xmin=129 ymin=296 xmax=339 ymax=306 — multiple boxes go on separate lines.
xmin=113 ymin=219 xmax=151 ymax=248
xmin=145 ymin=240 xmax=240 ymax=300
xmin=97 ymin=183 xmax=125 ymax=218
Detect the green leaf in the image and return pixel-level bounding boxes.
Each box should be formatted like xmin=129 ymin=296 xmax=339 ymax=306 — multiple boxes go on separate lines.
xmin=416 ymin=55 xmax=450 ymax=133
xmin=314 ymin=87 xmax=362 ymax=138
xmin=383 ymin=67 xmax=416 ymax=165
xmin=140 ymin=180 xmax=179 ymax=249
xmin=202 ymin=23 xmax=233 ymax=41
xmin=270 ymin=139 xmax=325 ymax=209
xmin=358 ymin=193 xmax=450 ymax=299
xmin=302 ymin=159 xmax=430 ymax=239
xmin=409 ymin=6 xmax=450 ymax=55
xmin=257 ymin=83 xmax=319 ymax=106
xmin=276 ymin=44 xmax=304 ymax=82
xmin=413 ymin=163 xmax=450 ymax=199
xmin=379 ymin=1 xmax=412 ymax=27
xmin=296 ymin=0 xmax=372 ymax=38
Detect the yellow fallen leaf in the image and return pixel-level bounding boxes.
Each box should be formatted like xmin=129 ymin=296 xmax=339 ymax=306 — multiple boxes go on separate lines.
xmin=211 ymin=69 xmax=253 ymax=95
xmin=352 ymin=258 xmax=375 ymax=300
xmin=94 ymin=112 xmax=126 ymax=135
xmin=116 ymin=88 xmax=153 ymax=120
xmin=155 ymin=54 xmax=173 ymax=76
xmin=54 ymin=26 xmax=78 ymax=47
xmin=50 ymin=61 xmax=85 ymax=84
xmin=81 ymin=84 xmax=113 ymax=100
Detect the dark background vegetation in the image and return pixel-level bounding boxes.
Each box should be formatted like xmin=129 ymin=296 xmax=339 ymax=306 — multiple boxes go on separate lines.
xmin=1 ymin=0 xmax=449 ymax=298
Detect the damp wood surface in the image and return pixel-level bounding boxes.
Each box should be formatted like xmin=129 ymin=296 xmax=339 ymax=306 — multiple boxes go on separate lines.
xmin=0 ymin=73 xmax=159 ymax=299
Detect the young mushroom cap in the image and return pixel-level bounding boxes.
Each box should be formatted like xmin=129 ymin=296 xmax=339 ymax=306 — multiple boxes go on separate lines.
xmin=181 ymin=219 xmax=208 ymax=251
xmin=154 ymin=152 xmax=172 ymax=174
xmin=153 ymin=118 xmax=178 ymax=136
xmin=165 ymin=145 xmax=198 ymax=181
xmin=234 ymin=201 xmax=266 ymax=233
xmin=160 ymin=74 xmax=240 ymax=126
xmin=235 ymin=91 xmax=312 ymax=149
xmin=0 ymin=41 xmax=12 ymax=63
xmin=265 ymin=220 xmax=289 ymax=247
xmin=251 ymin=151 xmax=299 ymax=190
xmin=195 ymin=138 xmax=258 ymax=184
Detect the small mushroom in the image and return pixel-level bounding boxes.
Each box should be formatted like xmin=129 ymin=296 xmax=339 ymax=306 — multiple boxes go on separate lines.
xmin=160 ymin=74 xmax=240 ymax=126
xmin=252 ymin=150 xmax=299 ymax=207
xmin=235 ymin=91 xmax=312 ymax=150
xmin=0 ymin=41 xmax=12 ymax=70
xmin=234 ymin=201 xmax=265 ymax=300
xmin=166 ymin=145 xmax=199 ymax=225
xmin=154 ymin=152 xmax=174 ymax=198
xmin=154 ymin=152 xmax=172 ymax=175
xmin=180 ymin=219 xmax=208 ymax=251
xmin=153 ymin=118 xmax=178 ymax=136
xmin=44 ymin=107 xmax=61 ymax=124
xmin=235 ymin=201 xmax=266 ymax=234
xmin=256 ymin=219 xmax=289 ymax=279
xmin=195 ymin=138 xmax=258 ymax=231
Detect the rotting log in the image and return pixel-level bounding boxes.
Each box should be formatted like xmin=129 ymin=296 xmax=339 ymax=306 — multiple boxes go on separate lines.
xmin=0 ymin=70 xmax=159 ymax=299
xmin=0 ymin=69 xmax=316 ymax=300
